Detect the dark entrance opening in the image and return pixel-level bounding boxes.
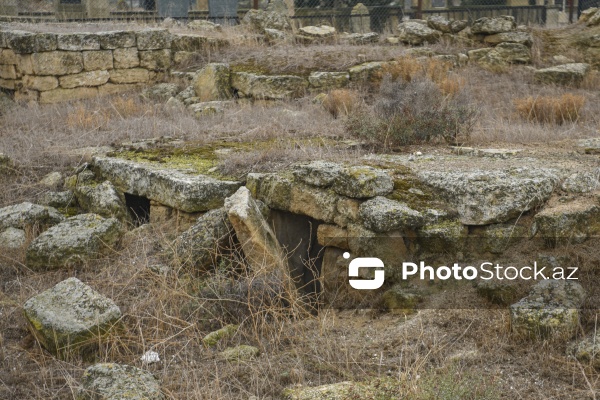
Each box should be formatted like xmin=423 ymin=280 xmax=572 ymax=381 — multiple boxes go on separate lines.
xmin=268 ymin=210 xmax=324 ymax=301
xmin=124 ymin=193 xmax=150 ymax=226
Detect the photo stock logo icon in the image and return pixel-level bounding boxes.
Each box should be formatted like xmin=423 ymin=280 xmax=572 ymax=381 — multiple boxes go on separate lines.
xmin=345 ymin=252 xmax=385 ymax=290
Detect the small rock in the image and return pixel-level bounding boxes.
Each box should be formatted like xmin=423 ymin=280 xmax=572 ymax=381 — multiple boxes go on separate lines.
xmin=141 ymin=83 xmax=179 ymax=102
xmin=534 ymin=63 xmax=591 ymax=86
xmin=359 ymin=196 xmax=423 ymax=232
xmin=222 ymin=345 xmax=260 ymax=361
xmin=39 ymin=172 xmax=63 ymax=188
xmin=23 ymin=278 xmax=121 ymax=358
xmin=74 ymin=180 xmax=129 ymax=221
xmin=0 ymin=202 xmax=65 ymax=232
xmin=332 ymin=166 xmax=394 ymax=199
xmin=299 ymin=25 xmax=336 ymax=38
xmin=471 ymin=16 xmax=516 ymax=34
xmin=202 ymin=324 xmax=239 ymax=347
xmin=0 ymin=227 xmax=26 ymax=249
xmin=140 ymin=350 xmax=160 ymax=364
xmin=570 ymin=334 xmax=600 ymax=368
xmin=39 ymin=190 xmax=77 ymax=209
xmin=77 ymin=363 xmax=163 ymax=400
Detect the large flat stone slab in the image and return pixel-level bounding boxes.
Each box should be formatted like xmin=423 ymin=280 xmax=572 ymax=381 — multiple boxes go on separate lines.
xmin=415 ymin=167 xmax=558 ymax=225
xmin=93 ymin=156 xmax=242 ymax=213
xmin=23 ymin=277 xmax=121 ymax=358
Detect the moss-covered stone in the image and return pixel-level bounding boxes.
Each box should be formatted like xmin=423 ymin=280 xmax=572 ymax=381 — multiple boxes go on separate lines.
xmin=202 ymin=324 xmax=239 ymax=347
xmin=222 ymin=344 xmax=260 ymax=361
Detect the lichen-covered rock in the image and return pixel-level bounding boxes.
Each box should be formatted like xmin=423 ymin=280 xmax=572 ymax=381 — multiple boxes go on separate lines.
xmin=192 ymin=63 xmax=231 ymax=101
xmin=0 ymin=227 xmax=26 ymax=249
xmin=202 ymin=324 xmax=239 ymax=347
xmin=225 ymin=187 xmax=287 ymax=272
xmin=474 ymin=223 xmax=528 ymax=254
xmin=0 ymin=202 xmax=65 ymax=231
xmin=299 ymin=25 xmax=336 ymax=38
xmin=23 ymin=278 xmax=121 ymax=358
xmin=307 ymin=72 xmax=349 ymax=90
xmin=570 ymin=334 xmax=600 ymax=368
xmin=93 ymin=156 xmax=242 ymax=213
xmin=359 ymin=196 xmax=423 ymax=232
xmin=382 ymin=286 xmax=422 ymax=313
xmin=264 ymin=28 xmax=289 ymax=42
xmin=39 ymin=191 xmax=76 ymax=209
xmin=231 ymin=72 xmax=308 ymax=100
xmin=188 ymin=19 xmax=221 ymax=31
xmin=7 ymin=31 xmax=57 ymax=54
xmin=474 ymin=279 xmax=520 ymax=305
xmin=222 ymin=344 xmax=260 ymax=361
xmin=74 ymin=181 xmax=129 ymax=221
xmin=532 ymin=198 xmax=600 ymax=247
xmin=283 ymin=381 xmax=372 ymax=400
xmin=77 ymin=363 xmax=163 ymax=400
xmin=416 ymin=219 xmax=467 ymax=255
xmin=57 ymin=33 xmax=100 ymax=51
xmin=247 ymin=172 xmax=293 ymax=211
xmin=174 ymin=208 xmax=232 ymax=269
xmin=39 ymin=171 xmax=63 ymax=188
xmin=348 ymin=61 xmax=386 ymax=84
xmin=292 ymin=161 xmax=344 ymax=188
xmin=494 ymin=42 xmax=531 ymax=64
xmin=26 ymin=214 xmax=122 ymax=269
xmin=332 ymin=166 xmax=394 ymax=199
xmin=141 ymin=83 xmax=179 ymax=101
xmin=242 ymin=9 xmax=291 ymax=33
xmin=136 ymin=29 xmax=172 ymax=50
xmin=397 ymin=21 xmax=442 ymax=45
xmin=561 ymin=171 xmax=600 ymax=193
xmin=97 ymin=31 xmax=136 ymax=49
xmin=510 ymin=280 xmax=586 ymax=340
xmin=534 ymin=63 xmax=591 ymax=86
xmin=415 ymin=167 xmax=558 ymax=225
xmin=188 ymin=100 xmax=230 ymax=116
xmin=427 ymin=16 xmax=453 ymax=33
xmin=471 ymin=16 xmax=516 ymax=34
xmin=339 ymin=32 xmax=379 ymax=45
xmin=484 ymin=31 xmax=533 ymax=47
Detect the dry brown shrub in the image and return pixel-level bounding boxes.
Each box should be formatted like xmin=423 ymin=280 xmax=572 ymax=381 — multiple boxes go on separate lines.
xmin=382 ymin=56 xmax=457 ymax=95
xmin=65 ymin=105 xmax=110 ymax=130
xmin=514 ymin=93 xmax=586 ymax=124
xmin=438 ymin=75 xmax=465 ymax=97
xmin=322 ymin=89 xmax=360 ymax=118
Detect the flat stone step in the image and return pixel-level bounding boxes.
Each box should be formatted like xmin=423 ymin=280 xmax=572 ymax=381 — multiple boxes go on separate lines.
xmin=93 ymin=156 xmax=242 ymax=213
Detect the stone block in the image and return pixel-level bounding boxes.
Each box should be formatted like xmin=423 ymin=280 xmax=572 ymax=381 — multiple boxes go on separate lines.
xmin=83 ymin=50 xmax=113 ymax=71
xmin=112 ymin=47 xmax=139 ymax=69
xmin=32 ymin=51 xmax=83 ymax=76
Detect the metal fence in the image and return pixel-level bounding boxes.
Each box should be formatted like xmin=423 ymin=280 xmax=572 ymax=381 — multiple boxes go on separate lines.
xmin=0 ymin=0 xmax=593 ymax=26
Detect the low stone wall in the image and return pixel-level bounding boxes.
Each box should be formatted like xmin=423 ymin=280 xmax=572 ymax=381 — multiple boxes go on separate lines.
xmin=0 ymin=28 xmax=228 ymax=103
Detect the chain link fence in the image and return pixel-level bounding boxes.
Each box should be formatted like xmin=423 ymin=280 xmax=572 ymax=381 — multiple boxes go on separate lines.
xmin=1 ymin=0 xmax=598 ymax=26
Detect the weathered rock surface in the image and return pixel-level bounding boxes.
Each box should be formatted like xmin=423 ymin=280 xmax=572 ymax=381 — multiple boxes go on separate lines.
xmin=359 ymin=196 xmax=423 ymax=233
xmin=188 ymin=100 xmax=230 ymax=116
xmin=307 ymin=72 xmax=349 ymax=90
xmin=348 ymin=61 xmax=386 ymax=84
xmin=23 ymin=277 xmax=121 ymax=357
xmin=471 ymin=16 xmax=516 ymax=34
xmin=222 ymin=345 xmax=260 ymax=361
xmin=202 ymin=324 xmax=239 ymax=347
xmin=534 ymin=63 xmax=591 ymax=86
xmin=292 ymin=161 xmax=344 ymax=187
xmin=174 ymin=208 xmax=231 ymax=269
xmin=141 ymin=83 xmax=179 ymax=101
xmin=231 ymin=72 xmax=308 ymax=100
xmin=225 ymin=187 xmax=286 ymax=272
xmin=283 ymin=381 xmax=373 ymax=399
xmin=299 ymin=25 xmax=336 ymax=38
xmin=532 ymin=197 xmax=600 ymax=247
xmin=339 ymin=32 xmax=380 ymax=45
xmin=77 ymin=363 xmax=163 ymax=400
xmin=93 ymin=156 xmax=241 ymax=213
xmin=0 ymin=202 xmax=65 ymax=231
xmin=332 ymin=166 xmax=394 ymax=199
xmin=570 ymin=334 xmax=600 ymax=368
xmin=42 ymin=190 xmax=77 ymax=209
xmin=510 ymin=280 xmax=586 ymax=339
xmin=397 ymin=21 xmax=442 ymax=45
xmin=193 ymin=63 xmax=231 ymax=101
xmin=26 ymin=214 xmax=122 ymax=269
xmin=0 ymin=227 xmax=26 ymax=249
xmin=561 ymin=171 xmax=600 ymax=193
xmin=415 ymin=167 xmax=558 ymax=225
xmin=74 ymin=180 xmax=129 ymax=221
xmin=484 ymin=31 xmax=533 ymax=47
xmin=242 ymin=9 xmax=291 ymax=33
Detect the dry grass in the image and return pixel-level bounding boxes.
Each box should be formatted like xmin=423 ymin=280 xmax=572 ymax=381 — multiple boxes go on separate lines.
xmin=514 ymin=94 xmax=586 ymax=125
xmin=322 ymin=89 xmax=360 ymax=118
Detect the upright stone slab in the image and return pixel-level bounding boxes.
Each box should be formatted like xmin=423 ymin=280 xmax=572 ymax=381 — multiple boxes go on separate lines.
xmin=23 ymin=278 xmax=121 ymax=358
xmin=351 ymin=3 xmax=370 ymax=34
xmin=193 ymin=63 xmax=232 ymax=101
xmin=225 ymin=187 xmax=286 ymax=272
xmin=92 ymin=156 xmax=242 ymax=213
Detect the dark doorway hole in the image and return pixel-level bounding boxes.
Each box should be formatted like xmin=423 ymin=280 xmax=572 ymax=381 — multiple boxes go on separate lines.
xmin=268 ymin=210 xmax=324 ymax=301
xmin=125 ymin=193 xmax=150 ymax=226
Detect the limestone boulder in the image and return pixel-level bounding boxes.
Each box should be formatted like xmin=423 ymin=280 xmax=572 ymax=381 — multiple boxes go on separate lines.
xmin=510 ymin=280 xmax=586 ymax=340
xmin=534 ymin=63 xmax=591 ymax=86
xmin=77 ymin=363 xmax=163 ymax=400
xmin=339 ymin=32 xmax=380 ymax=45
xmin=193 ymin=63 xmax=232 ymax=101
xmin=494 ymin=42 xmax=531 ymax=64
xmin=359 ymin=196 xmax=423 ymax=233
xmin=471 ymin=16 xmax=516 ymax=34
xmin=57 ymin=33 xmax=100 ymax=51
xmin=231 ymin=72 xmax=307 ymax=100
xmin=93 ymin=156 xmax=242 ymax=213
xmin=415 ymin=167 xmax=558 ymax=225
xmin=174 ymin=208 xmax=232 ymax=269
xmin=0 ymin=202 xmax=64 ymax=232
xmin=26 ymin=214 xmax=122 ymax=269
xmin=7 ymin=31 xmax=57 ymax=54
xmin=292 ymin=161 xmax=344 ymax=188
xmin=225 ymin=187 xmax=287 ymax=272
xmin=427 ymin=16 xmax=453 ymax=33
xmin=0 ymin=227 xmax=26 ymax=249
xmin=74 ymin=180 xmax=129 ymax=221
xmin=59 ymin=70 xmax=110 ymax=89
xmin=188 ymin=19 xmax=222 ymax=31
xmin=97 ymin=31 xmax=136 ymax=49
xmin=136 ymin=29 xmax=172 ymax=50
xmin=397 ymin=21 xmax=442 ymax=45
xmin=39 ymin=191 xmax=76 ymax=209
xmin=484 ymin=31 xmax=533 ymax=47
xmin=283 ymin=382 xmax=373 ymax=399
xmin=188 ymin=101 xmax=231 ymax=116
xmin=570 ymin=334 xmax=600 ymax=368
xmin=23 ymin=278 xmax=121 ymax=358
xmin=332 ymin=166 xmax=394 ymax=199
xmin=561 ymin=171 xmax=600 ymax=193
xmin=532 ymin=197 xmax=600 ymax=247
xmin=308 ymin=72 xmax=349 ymax=90
xmin=139 ymin=49 xmax=171 ymax=71
xmin=31 ymin=51 xmax=83 ymax=76
xmin=242 ymin=9 xmax=291 ymax=33
xmin=348 ymin=61 xmax=386 ymax=84
xmin=141 ymin=83 xmax=179 ymax=101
